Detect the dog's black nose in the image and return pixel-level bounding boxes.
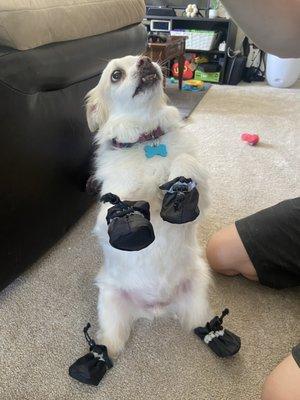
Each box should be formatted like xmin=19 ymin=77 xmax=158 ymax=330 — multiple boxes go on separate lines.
xmin=137 ymin=56 xmax=158 ymax=80
xmin=137 ymin=56 xmax=152 ymax=68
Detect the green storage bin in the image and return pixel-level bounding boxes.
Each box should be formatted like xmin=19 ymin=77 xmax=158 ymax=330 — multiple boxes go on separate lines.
xmin=195 ymin=69 xmax=220 ymax=83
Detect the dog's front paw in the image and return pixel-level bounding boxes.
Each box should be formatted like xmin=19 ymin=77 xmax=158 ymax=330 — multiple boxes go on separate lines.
xmin=100 ymin=193 xmax=155 ymax=251
xmin=159 ymin=176 xmax=200 ymax=224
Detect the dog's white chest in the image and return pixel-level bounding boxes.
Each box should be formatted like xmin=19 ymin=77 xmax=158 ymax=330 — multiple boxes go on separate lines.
xmin=98 ymin=145 xmax=173 ymax=200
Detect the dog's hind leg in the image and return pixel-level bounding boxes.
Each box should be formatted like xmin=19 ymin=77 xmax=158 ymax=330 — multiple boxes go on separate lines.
xmin=174 ymin=263 xmax=212 ymax=331
xmin=97 ymin=286 xmax=134 ymax=359
xmin=174 ymin=263 xmax=241 ymax=358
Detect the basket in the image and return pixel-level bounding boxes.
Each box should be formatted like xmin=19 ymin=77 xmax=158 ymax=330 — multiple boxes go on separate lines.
xmin=171 ymin=29 xmax=219 ymax=51
xmin=195 ymin=69 xmax=220 ymax=83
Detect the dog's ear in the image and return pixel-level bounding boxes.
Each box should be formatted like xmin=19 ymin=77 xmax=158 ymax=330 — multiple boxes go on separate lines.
xmin=85 ymin=86 xmax=108 ymax=132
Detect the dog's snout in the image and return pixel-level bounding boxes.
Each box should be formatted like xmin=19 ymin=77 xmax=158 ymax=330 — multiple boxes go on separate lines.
xmin=137 ymin=56 xmax=158 ymax=80
xmin=138 ymin=56 xmax=152 ymax=68
xmin=133 ymin=56 xmax=160 ymax=96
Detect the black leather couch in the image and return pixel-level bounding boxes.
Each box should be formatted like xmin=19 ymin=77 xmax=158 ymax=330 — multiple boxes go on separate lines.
xmin=0 ymin=23 xmax=147 ymax=291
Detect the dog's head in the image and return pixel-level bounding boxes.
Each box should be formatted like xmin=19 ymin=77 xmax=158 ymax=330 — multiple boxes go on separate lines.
xmin=86 ymin=55 xmax=165 ymax=134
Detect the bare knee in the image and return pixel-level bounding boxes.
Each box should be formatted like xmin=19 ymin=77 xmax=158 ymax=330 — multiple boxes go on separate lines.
xmin=262 ymin=355 xmax=300 ymax=400
xmin=206 ymin=224 xmax=258 ymax=280
xmin=206 ymin=225 xmax=239 ymax=276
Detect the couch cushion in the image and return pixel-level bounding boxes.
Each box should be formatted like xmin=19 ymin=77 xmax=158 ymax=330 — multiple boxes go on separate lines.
xmin=0 ymin=24 xmax=147 ymax=94
xmin=0 ymin=0 xmax=145 ymax=50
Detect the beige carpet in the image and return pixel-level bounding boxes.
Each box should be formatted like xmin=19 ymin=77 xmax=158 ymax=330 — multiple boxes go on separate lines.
xmin=1 ymin=84 xmax=299 ymax=400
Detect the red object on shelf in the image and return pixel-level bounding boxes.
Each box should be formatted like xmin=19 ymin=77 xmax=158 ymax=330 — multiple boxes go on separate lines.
xmin=241 ymin=133 xmax=260 ymax=146
xmin=172 ymin=60 xmax=194 ymax=80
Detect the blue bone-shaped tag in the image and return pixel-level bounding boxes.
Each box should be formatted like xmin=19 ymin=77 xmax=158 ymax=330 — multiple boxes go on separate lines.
xmin=144 ymin=144 xmax=168 ymax=159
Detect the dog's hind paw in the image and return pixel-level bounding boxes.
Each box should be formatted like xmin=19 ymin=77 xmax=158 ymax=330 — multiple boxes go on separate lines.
xmin=69 ymin=323 xmax=113 ymax=386
xmin=194 ymin=309 xmax=241 ymax=358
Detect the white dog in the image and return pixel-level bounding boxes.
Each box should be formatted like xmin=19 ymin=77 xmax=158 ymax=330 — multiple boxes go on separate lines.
xmin=86 ymin=55 xmax=211 ymax=358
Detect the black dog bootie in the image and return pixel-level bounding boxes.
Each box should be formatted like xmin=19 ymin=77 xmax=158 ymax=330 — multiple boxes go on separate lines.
xmin=194 ymin=309 xmax=241 ymax=358
xmin=159 ymin=176 xmax=200 ymax=224
xmin=101 ymin=193 xmax=155 ymax=251
xmin=69 ymin=323 xmax=113 ymax=386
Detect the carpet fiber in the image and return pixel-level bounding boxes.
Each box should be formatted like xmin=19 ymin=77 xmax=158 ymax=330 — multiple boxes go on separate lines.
xmin=1 ymin=84 xmax=299 ymax=400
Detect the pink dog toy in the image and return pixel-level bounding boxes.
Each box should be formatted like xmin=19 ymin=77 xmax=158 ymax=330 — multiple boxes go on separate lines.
xmin=241 ymin=133 xmax=260 ymax=146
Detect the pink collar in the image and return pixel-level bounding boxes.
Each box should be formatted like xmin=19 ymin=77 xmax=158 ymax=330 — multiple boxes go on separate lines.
xmin=112 ymin=127 xmax=165 ymax=149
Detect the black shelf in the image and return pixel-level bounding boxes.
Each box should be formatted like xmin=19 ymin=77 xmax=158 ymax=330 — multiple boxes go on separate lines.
xmin=146 ymin=15 xmax=230 ymax=23
xmin=144 ymin=15 xmax=237 ymax=84
xmin=185 ymin=49 xmax=225 ymax=55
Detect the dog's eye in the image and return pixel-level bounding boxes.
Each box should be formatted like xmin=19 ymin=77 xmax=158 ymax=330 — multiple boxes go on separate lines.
xmin=111 ymin=70 xmax=123 ymax=82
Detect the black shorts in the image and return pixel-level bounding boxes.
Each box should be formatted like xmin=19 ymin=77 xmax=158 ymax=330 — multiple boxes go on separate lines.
xmin=292 ymin=344 xmax=300 ymax=368
xmin=235 ymin=197 xmax=300 ymax=289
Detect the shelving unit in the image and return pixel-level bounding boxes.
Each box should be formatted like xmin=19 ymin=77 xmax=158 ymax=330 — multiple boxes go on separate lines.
xmin=144 ymin=15 xmax=237 ymax=84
